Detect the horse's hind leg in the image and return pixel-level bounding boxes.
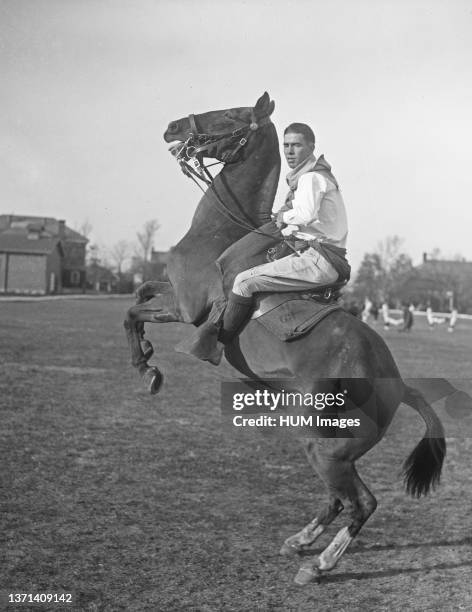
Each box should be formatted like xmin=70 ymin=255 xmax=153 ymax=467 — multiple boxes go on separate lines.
xmin=294 ymin=460 xmax=377 ymax=585
xmin=280 ymin=494 xmax=344 ymax=556
xmin=281 ymin=440 xmax=347 ymax=556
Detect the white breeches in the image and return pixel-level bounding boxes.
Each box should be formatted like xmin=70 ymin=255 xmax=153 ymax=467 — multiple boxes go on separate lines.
xmin=232 ymin=247 xmax=338 ymax=298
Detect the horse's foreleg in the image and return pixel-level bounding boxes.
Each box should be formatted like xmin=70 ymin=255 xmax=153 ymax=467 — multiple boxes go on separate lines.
xmin=124 ymin=301 xmax=182 ymax=395
xmin=294 ymin=461 xmax=376 ymax=585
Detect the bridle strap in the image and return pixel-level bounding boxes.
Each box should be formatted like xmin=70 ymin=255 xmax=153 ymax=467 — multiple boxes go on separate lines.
xmin=188 ymin=114 xmax=199 ymax=136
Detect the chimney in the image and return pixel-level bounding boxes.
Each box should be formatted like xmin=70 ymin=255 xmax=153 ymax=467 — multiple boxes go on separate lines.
xmin=423 ymin=252 xmax=428 ymax=263
xmin=58 ymin=220 xmax=66 ymax=239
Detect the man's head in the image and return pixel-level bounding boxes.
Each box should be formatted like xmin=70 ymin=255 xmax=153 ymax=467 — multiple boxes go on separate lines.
xmin=283 ymin=123 xmax=315 ymax=169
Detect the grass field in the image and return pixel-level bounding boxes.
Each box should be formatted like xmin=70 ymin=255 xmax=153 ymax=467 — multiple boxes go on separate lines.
xmin=1 ymin=298 xmax=472 ymax=611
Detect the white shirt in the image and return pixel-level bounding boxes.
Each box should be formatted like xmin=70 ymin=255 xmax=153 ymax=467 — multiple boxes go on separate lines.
xmin=281 ymin=171 xmax=348 ymax=247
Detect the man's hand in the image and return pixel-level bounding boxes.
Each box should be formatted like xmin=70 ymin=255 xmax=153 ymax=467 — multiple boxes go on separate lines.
xmin=281 ymin=224 xmax=299 ymax=237
xmin=275 ymin=209 xmax=286 ymax=229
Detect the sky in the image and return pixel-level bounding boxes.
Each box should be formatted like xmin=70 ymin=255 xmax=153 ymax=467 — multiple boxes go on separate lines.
xmin=1 ymin=0 xmax=472 ymax=272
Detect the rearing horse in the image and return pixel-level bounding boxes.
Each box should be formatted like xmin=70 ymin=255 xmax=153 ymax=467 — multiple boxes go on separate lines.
xmin=124 ymin=93 xmax=451 ymax=584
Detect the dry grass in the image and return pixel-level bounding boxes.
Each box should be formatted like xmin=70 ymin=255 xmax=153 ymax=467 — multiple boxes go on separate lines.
xmin=1 ymin=299 xmax=472 ymax=611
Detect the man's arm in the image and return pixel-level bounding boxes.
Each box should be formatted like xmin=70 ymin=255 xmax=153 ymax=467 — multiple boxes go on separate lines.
xmin=282 ymin=172 xmax=327 ymax=227
xmin=274 ymin=202 xmax=292 ymax=229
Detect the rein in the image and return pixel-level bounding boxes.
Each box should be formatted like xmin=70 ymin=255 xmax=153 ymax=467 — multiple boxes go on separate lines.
xmin=169 ymin=110 xmax=298 ymax=250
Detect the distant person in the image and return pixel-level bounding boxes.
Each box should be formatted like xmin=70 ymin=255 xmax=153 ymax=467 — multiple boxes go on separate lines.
xmin=448 ymin=308 xmax=458 ymax=332
xmin=361 ymin=297 xmax=373 ymax=323
xmin=381 ymin=302 xmax=390 ymax=329
xmin=382 ymin=301 xmax=402 ymax=330
xmin=399 ymin=302 xmax=414 ymax=332
xmin=370 ymin=302 xmax=379 ymax=321
xmin=426 ymin=305 xmax=446 ymax=329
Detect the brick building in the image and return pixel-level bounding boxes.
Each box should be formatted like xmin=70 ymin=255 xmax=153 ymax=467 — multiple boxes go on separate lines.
xmin=0 ymin=215 xmax=88 ymax=295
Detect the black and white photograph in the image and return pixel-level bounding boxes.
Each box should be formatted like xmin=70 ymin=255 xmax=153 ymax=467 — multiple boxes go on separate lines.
xmin=2 ymin=1 xmax=472 ymax=610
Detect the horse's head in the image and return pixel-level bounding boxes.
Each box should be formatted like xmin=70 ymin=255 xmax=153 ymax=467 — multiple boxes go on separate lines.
xmin=163 ymin=92 xmax=275 ymax=164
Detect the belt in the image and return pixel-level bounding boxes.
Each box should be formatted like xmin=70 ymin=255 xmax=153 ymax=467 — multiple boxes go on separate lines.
xmin=286 ymin=237 xmax=351 ymax=283
xmin=286 ymin=237 xmax=318 ymax=253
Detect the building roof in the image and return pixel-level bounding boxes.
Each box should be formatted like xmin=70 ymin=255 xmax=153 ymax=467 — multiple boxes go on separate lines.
xmin=63 ymin=226 xmax=88 ymax=242
xmin=0 ymin=215 xmax=88 ymax=243
xmin=0 ymin=232 xmax=63 ymax=255
xmin=418 ymin=259 xmax=472 ymax=279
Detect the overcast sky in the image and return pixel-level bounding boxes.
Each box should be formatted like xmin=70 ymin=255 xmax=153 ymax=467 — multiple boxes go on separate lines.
xmin=1 ymin=0 xmax=471 ymax=271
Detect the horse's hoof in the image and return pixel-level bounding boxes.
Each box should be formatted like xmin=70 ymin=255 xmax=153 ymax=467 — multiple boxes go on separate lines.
xmin=142 ymin=367 xmax=163 ymax=395
xmin=279 ymin=540 xmax=300 ymax=557
xmin=294 ymin=564 xmax=321 ymax=586
xmin=141 ymin=339 xmax=154 ymax=360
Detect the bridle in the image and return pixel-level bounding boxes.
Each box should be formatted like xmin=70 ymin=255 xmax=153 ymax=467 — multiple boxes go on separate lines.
xmin=169 ymin=109 xmax=272 ymax=188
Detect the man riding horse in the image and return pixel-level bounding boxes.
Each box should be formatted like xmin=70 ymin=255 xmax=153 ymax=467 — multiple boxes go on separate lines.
xmin=188 ymin=121 xmax=351 ymax=364
xmin=125 ymin=95 xmax=463 ymax=583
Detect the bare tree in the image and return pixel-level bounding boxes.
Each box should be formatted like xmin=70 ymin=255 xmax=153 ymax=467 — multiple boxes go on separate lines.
xmin=376 ymin=235 xmax=404 ymax=273
xmin=110 ymin=240 xmax=131 ymax=276
xmin=134 ymin=219 xmax=160 ymax=282
xmin=136 ymin=219 xmax=160 ymax=262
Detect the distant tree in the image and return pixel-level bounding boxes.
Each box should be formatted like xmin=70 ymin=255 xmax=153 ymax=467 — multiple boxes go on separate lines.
xmin=110 ymin=240 xmax=131 ymax=277
xmin=352 ymin=253 xmax=385 ymax=303
xmin=429 ymin=247 xmax=442 ymax=260
xmin=376 ymin=236 xmax=403 ymax=271
xmin=389 ymin=252 xmax=414 ymax=298
xmin=352 ymin=236 xmax=414 ymax=304
xmin=134 ymin=219 xmax=160 ymax=282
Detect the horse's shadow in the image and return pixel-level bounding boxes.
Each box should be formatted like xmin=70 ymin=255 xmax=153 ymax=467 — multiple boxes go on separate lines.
xmin=297 ymin=536 xmax=472 ymax=584
xmin=299 ymin=535 xmax=472 ymax=557
xmin=318 ymin=559 xmax=472 ymax=584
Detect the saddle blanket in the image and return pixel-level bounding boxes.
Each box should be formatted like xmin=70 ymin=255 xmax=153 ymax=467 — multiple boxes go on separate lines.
xmin=251 ymin=292 xmax=342 ymax=341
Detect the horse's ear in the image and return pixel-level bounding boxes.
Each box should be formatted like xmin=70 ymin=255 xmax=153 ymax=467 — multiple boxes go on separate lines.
xmin=254 ymin=92 xmax=273 ymax=117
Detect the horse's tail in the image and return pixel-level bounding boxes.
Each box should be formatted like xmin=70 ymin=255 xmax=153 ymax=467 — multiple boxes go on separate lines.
xmin=401 ymin=385 xmax=446 ymax=497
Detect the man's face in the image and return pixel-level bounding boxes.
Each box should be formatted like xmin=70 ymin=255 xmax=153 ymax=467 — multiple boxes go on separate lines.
xmin=283 ymin=132 xmax=314 ymax=169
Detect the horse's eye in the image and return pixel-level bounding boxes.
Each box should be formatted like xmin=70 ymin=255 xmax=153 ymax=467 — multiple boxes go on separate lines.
xmin=224 ymin=111 xmax=234 ymax=120
xmin=168 ymin=121 xmax=179 ymax=133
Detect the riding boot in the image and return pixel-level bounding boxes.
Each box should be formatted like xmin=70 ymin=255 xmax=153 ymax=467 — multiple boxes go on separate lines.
xmin=219 ymin=292 xmax=254 ymax=345
xmin=175 ymin=293 xmax=253 ymax=364
xmin=175 ymin=320 xmax=224 ymax=365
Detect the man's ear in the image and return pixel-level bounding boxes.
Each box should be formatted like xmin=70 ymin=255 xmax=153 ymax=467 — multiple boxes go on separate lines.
xmin=254 ymin=92 xmax=275 ymax=118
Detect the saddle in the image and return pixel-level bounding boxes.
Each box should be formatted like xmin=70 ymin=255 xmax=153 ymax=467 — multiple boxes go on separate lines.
xmin=251 ymin=281 xmax=345 ymax=342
